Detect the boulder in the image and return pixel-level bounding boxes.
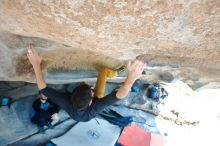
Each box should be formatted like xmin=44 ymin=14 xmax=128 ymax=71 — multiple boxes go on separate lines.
xmin=0 ymin=0 xmax=219 ymax=84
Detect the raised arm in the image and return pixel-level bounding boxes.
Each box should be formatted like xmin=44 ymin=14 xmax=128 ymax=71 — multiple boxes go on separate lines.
xmin=89 ymin=59 xmax=146 ymax=116
xmin=27 ymin=44 xmax=46 ymax=90
xmin=116 ymin=59 xmax=145 ymax=99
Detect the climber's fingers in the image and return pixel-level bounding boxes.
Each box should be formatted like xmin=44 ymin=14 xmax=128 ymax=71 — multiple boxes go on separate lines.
xmin=27 ymin=43 xmax=38 ymax=55
xmin=27 ymin=44 xmax=32 ymax=54
xmin=27 ymin=53 xmax=31 ymax=60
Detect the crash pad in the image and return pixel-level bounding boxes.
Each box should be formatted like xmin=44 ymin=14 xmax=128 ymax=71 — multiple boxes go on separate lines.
xmin=51 ymin=118 xmax=121 ymax=146
xmin=117 ymin=124 xmax=164 ymax=146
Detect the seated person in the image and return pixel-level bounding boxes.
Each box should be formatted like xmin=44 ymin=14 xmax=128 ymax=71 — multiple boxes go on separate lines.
xmin=31 ymin=93 xmax=60 ymax=134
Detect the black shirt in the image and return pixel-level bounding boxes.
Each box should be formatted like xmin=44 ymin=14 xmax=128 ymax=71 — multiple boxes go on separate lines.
xmin=40 ymin=87 xmax=120 ymax=122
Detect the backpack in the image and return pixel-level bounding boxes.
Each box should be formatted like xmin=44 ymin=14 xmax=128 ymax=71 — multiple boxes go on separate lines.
xmin=147 ymin=83 xmax=168 ymax=102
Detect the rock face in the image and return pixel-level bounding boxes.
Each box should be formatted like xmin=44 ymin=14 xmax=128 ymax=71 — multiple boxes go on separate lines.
xmin=0 ymin=0 xmax=219 ymax=83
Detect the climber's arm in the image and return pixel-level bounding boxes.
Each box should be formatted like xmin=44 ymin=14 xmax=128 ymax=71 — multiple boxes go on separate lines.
xmin=27 ymin=44 xmax=46 ymax=90
xmin=89 ymin=59 xmax=145 ymax=115
xmin=32 ymin=65 xmax=46 ymax=90
xmin=116 ymin=59 xmax=145 ymax=99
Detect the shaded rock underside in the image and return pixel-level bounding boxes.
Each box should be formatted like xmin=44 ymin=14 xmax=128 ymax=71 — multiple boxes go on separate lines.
xmin=0 ymin=0 xmax=219 ymax=84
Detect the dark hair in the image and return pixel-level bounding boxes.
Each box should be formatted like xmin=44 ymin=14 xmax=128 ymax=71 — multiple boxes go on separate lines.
xmin=70 ymin=83 xmax=93 ymax=110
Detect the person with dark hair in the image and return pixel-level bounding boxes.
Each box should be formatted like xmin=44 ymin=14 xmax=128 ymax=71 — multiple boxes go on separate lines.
xmin=27 ymin=44 xmax=146 ymax=122
xmin=70 ymin=83 xmax=94 ymax=110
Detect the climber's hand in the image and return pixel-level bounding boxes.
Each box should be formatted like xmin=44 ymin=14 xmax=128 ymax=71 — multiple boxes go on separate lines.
xmin=51 ymin=113 xmax=59 ymax=121
xmin=116 ymin=59 xmax=145 ymax=99
xmin=27 ymin=44 xmax=42 ymax=69
xmin=127 ymin=59 xmax=145 ymax=82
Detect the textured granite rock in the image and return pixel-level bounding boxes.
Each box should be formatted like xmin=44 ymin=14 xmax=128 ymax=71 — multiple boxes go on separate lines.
xmin=0 ymin=0 xmax=219 ymax=83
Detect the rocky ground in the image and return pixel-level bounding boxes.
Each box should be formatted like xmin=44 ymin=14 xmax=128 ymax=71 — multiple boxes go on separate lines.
xmin=157 ymin=82 xmax=220 ymax=146
xmin=0 ymin=80 xmax=220 ymax=146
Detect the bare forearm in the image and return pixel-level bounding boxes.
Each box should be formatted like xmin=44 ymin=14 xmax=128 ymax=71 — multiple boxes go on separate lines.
xmin=33 ymin=65 xmax=46 ymax=90
xmin=26 ymin=44 xmax=46 ymax=89
xmin=116 ymin=77 xmax=135 ymax=99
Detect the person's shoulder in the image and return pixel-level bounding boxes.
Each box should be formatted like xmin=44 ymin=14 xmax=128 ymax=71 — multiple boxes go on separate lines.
xmin=34 ymin=97 xmax=40 ymax=101
xmin=47 ymin=98 xmax=54 ymax=104
xmin=33 ymin=98 xmax=41 ymax=104
xmin=39 ymin=86 xmax=50 ymax=93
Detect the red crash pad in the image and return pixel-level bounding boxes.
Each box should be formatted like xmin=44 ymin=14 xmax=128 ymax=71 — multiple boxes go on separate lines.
xmin=117 ymin=124 xmax=164 ymax=146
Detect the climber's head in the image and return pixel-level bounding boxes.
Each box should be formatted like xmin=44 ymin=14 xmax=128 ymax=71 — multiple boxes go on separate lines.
xmin=70 ymin=82 xmax=94 ymax=110
xmin=38 ymin=93 xmax=48 ymax=103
